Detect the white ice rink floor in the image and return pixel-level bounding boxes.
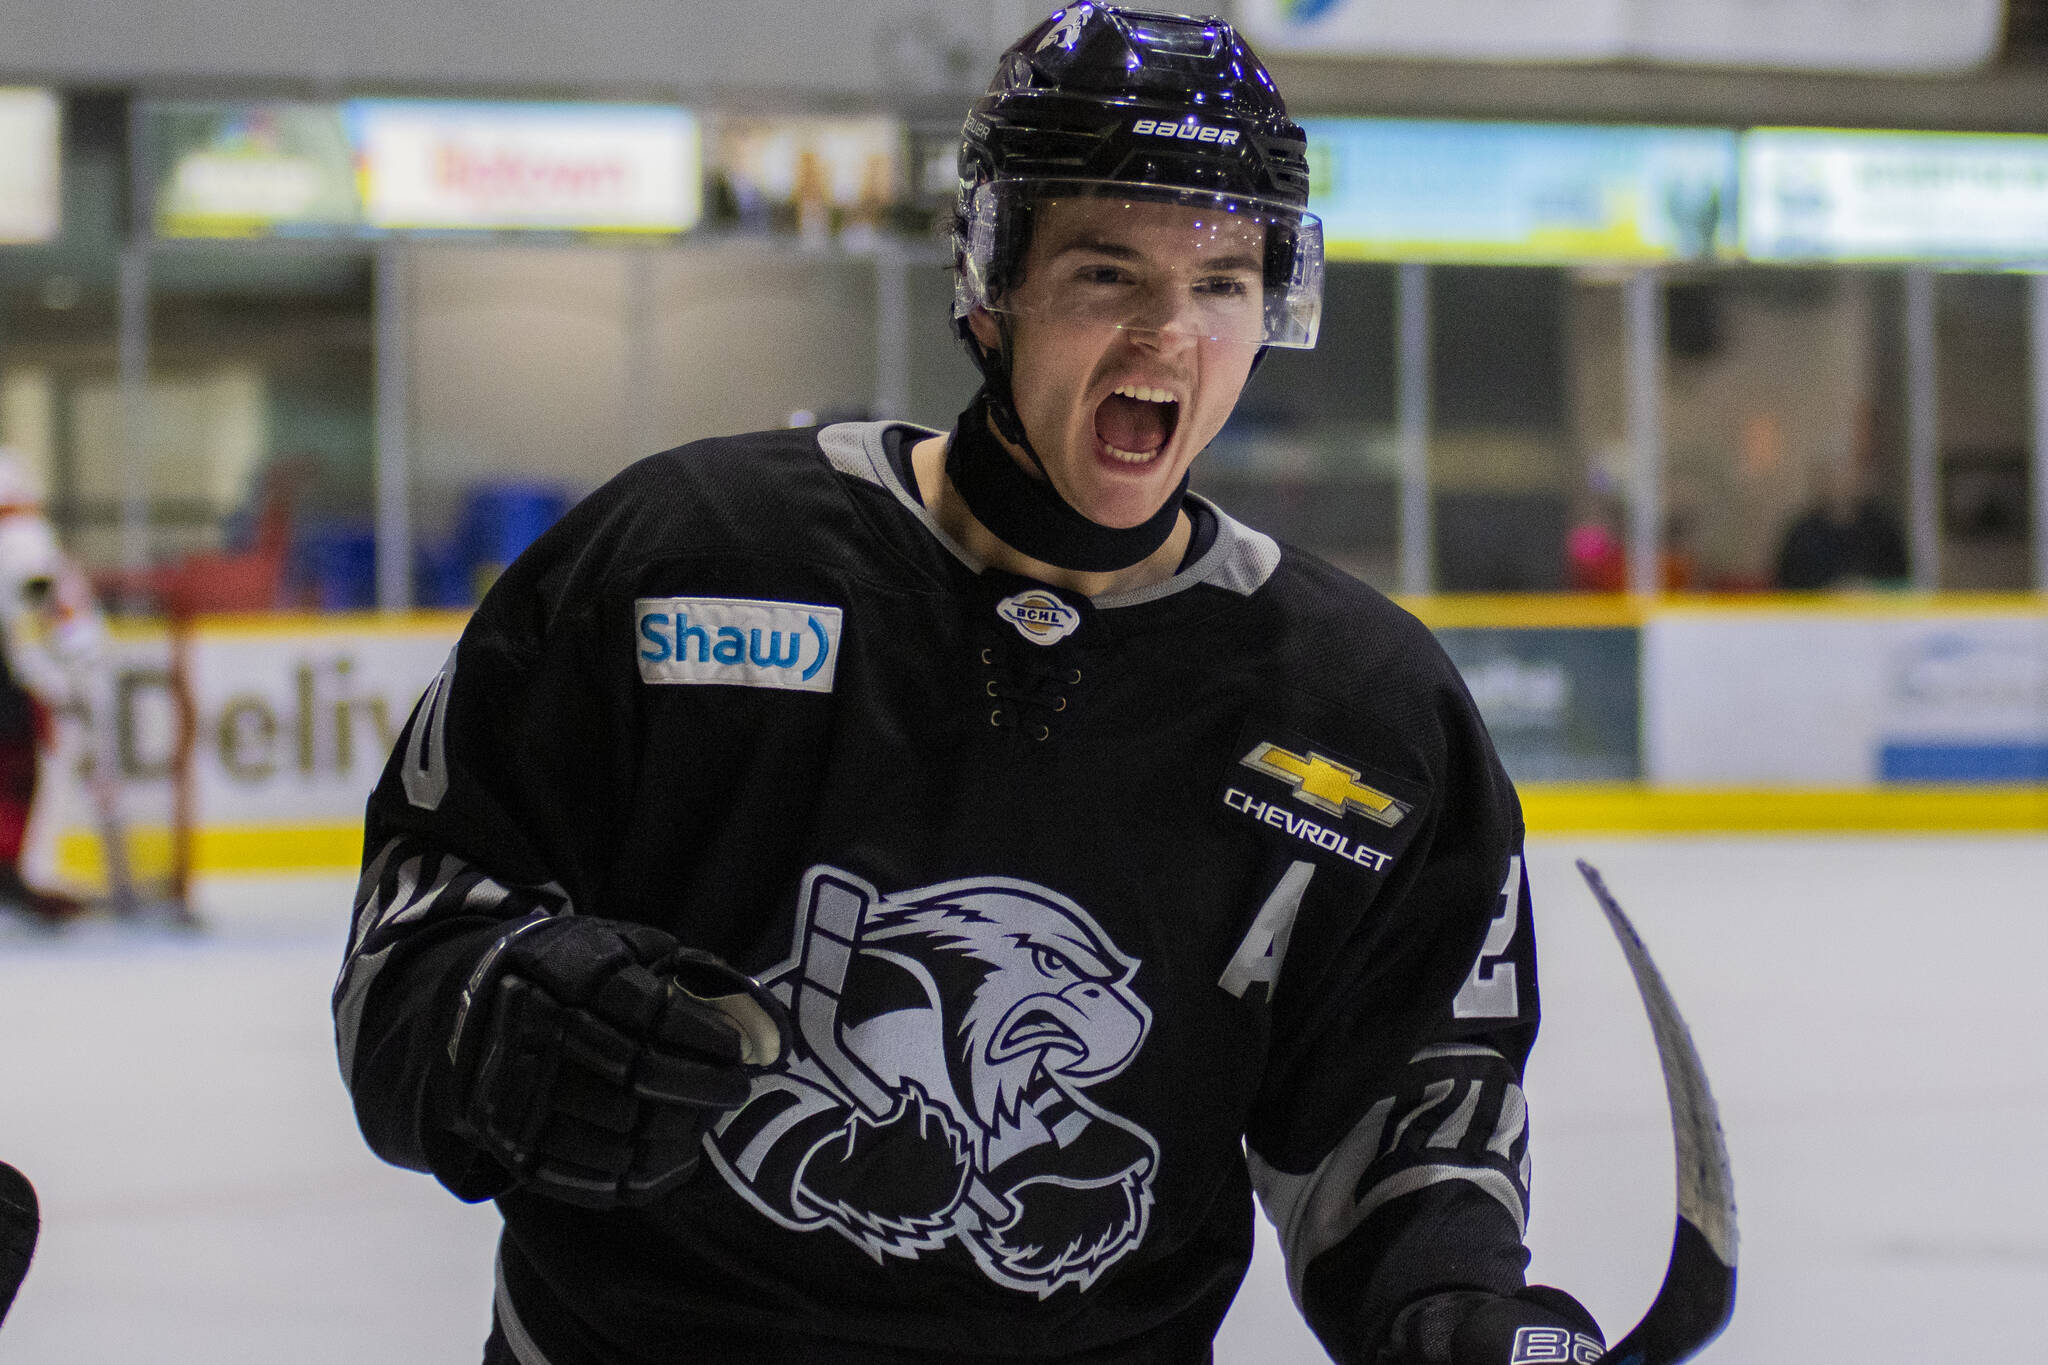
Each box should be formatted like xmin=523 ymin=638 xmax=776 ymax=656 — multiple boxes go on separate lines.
xmin=2 ymin=835 xmax=2044 ymax=1363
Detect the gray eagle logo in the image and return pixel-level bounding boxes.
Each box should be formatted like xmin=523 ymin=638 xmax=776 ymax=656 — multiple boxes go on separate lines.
xmin=706 ymin=866 xmax=1160 ymax=1297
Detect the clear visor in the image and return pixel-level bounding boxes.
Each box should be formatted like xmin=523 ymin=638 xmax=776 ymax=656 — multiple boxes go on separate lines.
xmin=955 ymin=179 xmax=1323 ymax=349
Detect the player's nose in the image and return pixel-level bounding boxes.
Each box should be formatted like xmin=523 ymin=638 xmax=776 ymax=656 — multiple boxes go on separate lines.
xmin=1120 ymin=282 xmax=1206 ymax=350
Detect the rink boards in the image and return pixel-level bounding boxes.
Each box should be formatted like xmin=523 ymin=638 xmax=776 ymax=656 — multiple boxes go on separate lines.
xmin=39 ymin=597 xmax=2048 ymax=881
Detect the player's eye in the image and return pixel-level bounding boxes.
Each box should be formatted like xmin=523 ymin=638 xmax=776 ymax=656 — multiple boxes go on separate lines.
xmin=1073 ymin=263 xmax=1132 ymax=286
xmin=1193 ymin=274 xmax=1253 ymax=299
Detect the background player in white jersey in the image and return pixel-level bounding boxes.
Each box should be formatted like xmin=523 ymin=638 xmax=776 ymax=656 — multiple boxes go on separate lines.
xmin=337 ymin=9 xmax=1605 ymax=1362
xmin=0 ymin=449 xmax=131 ymax=923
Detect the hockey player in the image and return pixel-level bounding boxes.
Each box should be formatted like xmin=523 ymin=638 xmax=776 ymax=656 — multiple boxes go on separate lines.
xmin=0 ymin=450 xmax=127 ymax=922
xmin=335 ymin=9 xmax=1605 ymax=1363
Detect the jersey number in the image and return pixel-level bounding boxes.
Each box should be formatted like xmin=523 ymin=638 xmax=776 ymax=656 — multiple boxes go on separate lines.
xmin=1452 ymin=854 xmax=1521 ymax=1020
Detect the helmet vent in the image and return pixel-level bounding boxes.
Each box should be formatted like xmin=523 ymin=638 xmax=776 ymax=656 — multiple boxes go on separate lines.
xmin=1123 ymin=17 xmax=1225 ymax=59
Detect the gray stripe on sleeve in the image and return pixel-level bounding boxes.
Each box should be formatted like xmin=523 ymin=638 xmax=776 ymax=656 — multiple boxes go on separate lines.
xmin=1426 ymin=1080 xmax=1483 ymax=1150
xmin=1247 ymin=1094 xmax=1397 ymax=1311
xmin=1408 ymin=1042 xmax=1505 ymax=1063
xmin=1487 ymin=1085 xmax=1529 ymax=1159
xmin=1352 ymin=1163 xmax=1527 ymax=1241
xmin=495 ymin=1251 xmax=557 ymax=1365
xmin=1386 ymin=1079 xmax=1456 ymax=1151
xmin=334 ymin=851 xmax=517 ymax=1083
xmin=1248 ymin=1041 xmax=1528 ymax=1308
xmin=345 ymin=839 xmax=406 ymax=960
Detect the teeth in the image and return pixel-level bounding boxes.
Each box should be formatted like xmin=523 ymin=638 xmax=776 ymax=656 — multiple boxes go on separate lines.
xmin=1112 ymin=384 xmax=1177 ymax=404
xmin=1101 ymin=443 xmax=1156 ymax=464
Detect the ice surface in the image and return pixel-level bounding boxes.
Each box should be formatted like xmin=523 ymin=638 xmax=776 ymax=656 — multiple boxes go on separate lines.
xmin=1 ymin=837 xmax=2043 ymax=1362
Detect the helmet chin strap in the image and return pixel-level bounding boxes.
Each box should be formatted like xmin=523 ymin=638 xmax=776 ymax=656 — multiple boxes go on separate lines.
xmin=950 ymin=327 xmax=1189 ymax=576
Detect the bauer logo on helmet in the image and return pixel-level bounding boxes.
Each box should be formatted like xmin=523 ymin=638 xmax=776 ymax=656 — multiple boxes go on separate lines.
xmin=1130 ymin=119 xmax=1242 ymax=146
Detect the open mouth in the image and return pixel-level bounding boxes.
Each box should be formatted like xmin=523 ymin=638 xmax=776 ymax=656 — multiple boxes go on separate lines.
xmin=1094 ymin=385 xmax=1180 ymax=465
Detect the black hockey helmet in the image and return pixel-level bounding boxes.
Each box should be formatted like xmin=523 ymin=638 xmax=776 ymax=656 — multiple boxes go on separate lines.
xmin=952 ymin=5 xmax=1322 ymax=353
xmin=939 ymin=6 xmax=1322 ymax=574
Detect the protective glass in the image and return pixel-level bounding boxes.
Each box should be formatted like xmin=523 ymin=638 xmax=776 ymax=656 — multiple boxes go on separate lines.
xmin=955 ymin=179 xmax=1323 ymax=349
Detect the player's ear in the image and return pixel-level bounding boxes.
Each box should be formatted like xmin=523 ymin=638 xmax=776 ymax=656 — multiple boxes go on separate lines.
xmin=966 ymin=306 xmax=1002 ymax=353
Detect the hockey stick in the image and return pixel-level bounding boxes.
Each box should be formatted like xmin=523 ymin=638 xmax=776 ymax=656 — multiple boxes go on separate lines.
xmin=1575 ymin=860 xmax=1736 ymax=1365
xmin=792 ymin=874 xmax=1013 ymax=1229
xmin=0 ymin=1160 xmax=38 ymax=1329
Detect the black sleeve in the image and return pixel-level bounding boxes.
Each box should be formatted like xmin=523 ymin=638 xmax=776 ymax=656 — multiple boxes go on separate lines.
xmin=1244 ymin=673 xmax=1540 ymax=1364
xmin=331 ymin=508 xmax=641 ymax=1199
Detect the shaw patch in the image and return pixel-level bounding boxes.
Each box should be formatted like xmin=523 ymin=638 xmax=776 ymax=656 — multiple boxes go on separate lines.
xmin=1218 ymin=722 xmax=1428 ymax=876
xmin=636 ymin=596 xmax=841 ymax=692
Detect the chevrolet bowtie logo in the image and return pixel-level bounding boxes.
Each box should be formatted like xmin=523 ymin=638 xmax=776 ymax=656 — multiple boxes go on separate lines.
xmin=1240 ymin=743 xmax=1411 ymax=827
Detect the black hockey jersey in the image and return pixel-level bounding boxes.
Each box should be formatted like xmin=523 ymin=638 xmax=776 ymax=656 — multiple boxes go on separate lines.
xmin=334 ymin=422 xmax=1542 ymax=1364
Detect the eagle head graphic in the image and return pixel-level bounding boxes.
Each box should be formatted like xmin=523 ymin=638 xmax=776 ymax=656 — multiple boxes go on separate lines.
xmin=860 ymin=882 xmax=1150 ymax=1138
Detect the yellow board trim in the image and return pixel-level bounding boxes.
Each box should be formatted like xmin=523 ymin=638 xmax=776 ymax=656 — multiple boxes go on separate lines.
xmin=1396 ymin=595 xmax=1647 ymax=629
xmin=55 ymin=786 xmax=2048 ymax=881
xmin=1520 ymin=784 xmax=2048 ymax=833
xmin=56 ymin=824 xmax=369 ymax=881
xmin=1393 ymin=592 xmax=2048 ymax=630
xmin=105 ymin=609 xmax=470 ymax=642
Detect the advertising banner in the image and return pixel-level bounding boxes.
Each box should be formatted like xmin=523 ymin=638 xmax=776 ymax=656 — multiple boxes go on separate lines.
xmin=350 ymin=100 xmax=702 ymax=233
xmin=35 ymin=615 xmax=462 ymax=882
xmin=1238 ymin=0 xmax=1999 ymax=73
xmin=1304 ymin=118 xmax=1736 ymax=264
xmin=147 ymin=102 xmax=361 ymax=239
xmin=1438 ymin=626 xmax=1641 ymax=781
xmin=0 ymin=88 xmax=61 ymax=245
xmin=1741 ymin=129 xmax=2048 ymax=265
xmin=1645 ymin=609 xmax=2048 ymax=785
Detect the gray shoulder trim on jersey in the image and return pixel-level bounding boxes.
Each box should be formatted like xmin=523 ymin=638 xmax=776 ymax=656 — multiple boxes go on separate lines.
xmin=1091 ymin=495 xmax=1282 ymax=608
xmin=495 ymin=1253 xmax=556 ymax=1365
xmin=816 ymin=421 xmax=892 ymax=487
xmin=815 ymin=420 xmax=983 ymax=571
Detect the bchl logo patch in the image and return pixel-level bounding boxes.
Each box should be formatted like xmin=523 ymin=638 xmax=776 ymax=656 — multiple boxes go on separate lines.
xmin=636 ymin=596 xmax=841 ymax=692
xmin=996 ymin=589 xmax=1081 ymax=646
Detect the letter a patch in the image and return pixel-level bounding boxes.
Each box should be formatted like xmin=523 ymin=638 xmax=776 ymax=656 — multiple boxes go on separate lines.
xmin=1219 ymin=861 xmax=1315 ymax=1002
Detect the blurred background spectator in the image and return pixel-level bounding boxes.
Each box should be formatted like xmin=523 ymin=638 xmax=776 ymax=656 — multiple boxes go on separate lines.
xmin=1774 ymin=462 xmax=1910 ymax=590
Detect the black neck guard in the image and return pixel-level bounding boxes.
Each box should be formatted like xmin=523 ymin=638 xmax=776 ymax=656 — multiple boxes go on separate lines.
xmin=945 ymin=390 xmax=1188 ymax=575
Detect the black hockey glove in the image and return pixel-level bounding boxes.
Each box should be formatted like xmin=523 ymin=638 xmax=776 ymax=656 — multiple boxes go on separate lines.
xmin=1381 ymin=1285 xmax=1604 ymax=1365
xmin=443 ymin=915 xmax=791 ymax=1209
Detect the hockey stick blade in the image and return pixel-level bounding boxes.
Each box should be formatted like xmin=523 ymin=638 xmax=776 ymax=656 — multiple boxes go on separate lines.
xmin=0 ymin=1160 xmax=38 ymax=1328
xmin=1576 ymin=860 xmax=1736 ymax=1365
